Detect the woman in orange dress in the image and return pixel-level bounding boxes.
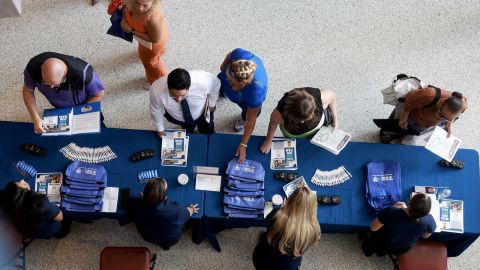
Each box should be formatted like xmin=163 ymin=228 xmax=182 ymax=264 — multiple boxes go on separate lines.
xmin=121 ymin=0 xmax=169 ymax=85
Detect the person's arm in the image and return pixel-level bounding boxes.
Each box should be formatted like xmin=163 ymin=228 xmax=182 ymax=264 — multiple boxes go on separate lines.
xmin=236 ymin=107 xmax=260 ymax=162
xmin=22 ymin=85 xmax=47 ymax=134
xmin=399 ymin=109 xmax=410 ymax=129
xmin=370 ymin=217 xmax=384 ymax=231
xmin=444 ymin=121 xmax=453 ymax=137
xmin=320 ymin=89 xmax=338 ymax=128
xmin=53 ymin=210 xmax=63 ymax=222
xmin=87 ymin=90 xmax=105 ymax=104
xmin=206 ymin=72 xmax=221 ymax=112
xmin=144 ymin=15 xmax=164 ymax=43
xmin=260 ymin=109 xmax=283 ymax=154
xmin=149 ymin=88 xmax=166 ymax=137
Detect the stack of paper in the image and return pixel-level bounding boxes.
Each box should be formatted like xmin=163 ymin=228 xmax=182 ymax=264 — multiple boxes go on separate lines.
xmin=35 ymin=172 xmax=63 ymax=206
xmin=270 ymin=138 xmax=297 ymax=170
xmin=310 ymin=126 xmax=351 ymax=155
xmin=425 ymin=126 xmax=461 ymax=162
xmin=161 ymin=129 xmax=189 ymax=167
xmin=283 ymin=176 xmax=310 ymax=197
xmin=102 ymin=187 xmax=119 ymax=213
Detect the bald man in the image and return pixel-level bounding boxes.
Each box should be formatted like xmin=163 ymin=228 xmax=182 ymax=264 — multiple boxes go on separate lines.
xmin=23 ymin=52 xmax=105 ymax=133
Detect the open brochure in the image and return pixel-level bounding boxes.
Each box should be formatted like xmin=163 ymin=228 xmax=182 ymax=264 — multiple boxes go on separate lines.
xmin=283 ymin=176 xmax=309 ymax=197
xmin=310 ymin=126 xmax=351 ymax=155
xmin=425 ymin=126 xmax=461 ymax=162
xmin=411 ymin=187 xmax=464 ymax=233
xmin=35 ymin=172 xmax=63 ymax=206
xmin=42 ymin=102 xmax=101 ymax=136
xmin=161 ymin=129 xmax=189 ymax=167
xmin=270 ymin=138 xmax=297 ymax=170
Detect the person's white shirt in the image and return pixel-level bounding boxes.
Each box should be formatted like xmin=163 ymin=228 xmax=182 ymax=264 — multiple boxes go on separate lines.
xmin=149 ymin=70 xmax=221 ymax=132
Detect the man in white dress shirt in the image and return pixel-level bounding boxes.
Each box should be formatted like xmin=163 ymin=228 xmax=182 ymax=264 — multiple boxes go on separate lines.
xmin=149 ymin=68 xmax=220 ymax=137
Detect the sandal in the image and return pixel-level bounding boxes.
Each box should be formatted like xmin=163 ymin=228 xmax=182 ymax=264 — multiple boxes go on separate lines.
xmin=317 ymin=195 xmax=342 ymax=205
xmin=22 ymin=143 xmax=46 ymax=156
xmin=439 ymin=159 xmax=464 ymax=169
xmin=274 ymin=172 xmax=299 ymax=182
xmin=130 ymin=149 xmax=155 ymax=162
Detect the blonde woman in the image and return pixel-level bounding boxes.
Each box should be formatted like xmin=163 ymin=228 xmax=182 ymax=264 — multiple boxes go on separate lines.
xmin=260 ymin=87 xmax=338 ymax=154
xmin=252 ymin=186 xmax=321 ymax=270
xmin=121 ymin=0 xmax=168 ymax=85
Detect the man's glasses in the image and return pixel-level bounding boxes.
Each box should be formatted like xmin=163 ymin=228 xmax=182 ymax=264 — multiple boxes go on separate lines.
xmin=42 ymin=74 xmax=67 ymax=90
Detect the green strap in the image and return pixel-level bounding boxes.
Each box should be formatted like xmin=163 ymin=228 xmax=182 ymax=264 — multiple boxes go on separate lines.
xmin=279 ymin=124 xmax=319 ymax=139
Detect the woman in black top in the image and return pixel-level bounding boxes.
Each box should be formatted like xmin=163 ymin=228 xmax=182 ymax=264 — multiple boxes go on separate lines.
xmin=252 ymin=186 xmax=321 ymax=270
xmin=260 ymin=87 xmax=338 ymax=154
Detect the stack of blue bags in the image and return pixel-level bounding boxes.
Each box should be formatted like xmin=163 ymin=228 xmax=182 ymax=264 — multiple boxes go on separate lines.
xmin=60 ymin=161 xmax=107 ymax=212
xmin=223 ymin=159 xmax=265 ymax=218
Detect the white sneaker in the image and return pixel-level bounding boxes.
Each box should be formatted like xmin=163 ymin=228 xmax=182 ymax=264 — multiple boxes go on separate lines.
xmin=234 ymin=119 xmax=245 ymax=132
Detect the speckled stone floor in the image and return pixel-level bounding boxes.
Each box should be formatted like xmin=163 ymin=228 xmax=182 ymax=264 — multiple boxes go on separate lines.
xmin=0 ymin=0 xmax=479 ymax=269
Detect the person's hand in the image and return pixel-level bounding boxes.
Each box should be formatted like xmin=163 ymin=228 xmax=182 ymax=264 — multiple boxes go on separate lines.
xmin=259 ymin=139 xmax=272 ymax=154
xmin=188 ymin=203 xmax=200 ymax=215
xmin=156 ymin=131 xmax=166 ymax=138
xmin=394 ymin=201 xmax=407 ymax=209
xmin=33 ymin=119 xmax=47 ymax=134
xmin=331 ymin=121 xmax=338 ymax=132
xmin=121 ymin=19 xmax=132 ymax=33
xmin=398 ymin=120 xmax=408 ymax=130
xmin=209 ymin=106 xmax=216 ymax=112
xmin=446 ymin=125 xmax=452 ymax=138
xmin=236 ymin=144 xmax=247 ymax=163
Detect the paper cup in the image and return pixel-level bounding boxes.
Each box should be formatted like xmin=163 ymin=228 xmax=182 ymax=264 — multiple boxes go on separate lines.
xmin=272 ymin=194 xmax=283 ymax=205
xmin=178 ymin=174 xmax=189 ymax=185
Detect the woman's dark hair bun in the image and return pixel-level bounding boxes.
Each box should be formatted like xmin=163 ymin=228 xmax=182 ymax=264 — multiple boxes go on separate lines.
xmin=452 ymin=92 xmax=463 ymax=98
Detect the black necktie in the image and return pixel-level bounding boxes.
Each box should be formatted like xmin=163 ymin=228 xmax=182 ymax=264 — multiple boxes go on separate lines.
xmin=181 ymin=99 xmax=194 ymax=125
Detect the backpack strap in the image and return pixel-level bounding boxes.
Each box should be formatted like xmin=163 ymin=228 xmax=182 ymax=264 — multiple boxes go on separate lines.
xmin=397 ymin=86 xmax=441 ymax=107
xmin=422 ymin=86 xmax=441 ymax=109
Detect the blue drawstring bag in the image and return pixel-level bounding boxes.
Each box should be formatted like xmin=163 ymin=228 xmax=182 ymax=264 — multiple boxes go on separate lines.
xmin=226 ymin=159 xmax=265 ymax=182
xmin=66 ymin=161 xmax=107 ymax=185
xmin=366 ymin=161 xmax=402 ymax=214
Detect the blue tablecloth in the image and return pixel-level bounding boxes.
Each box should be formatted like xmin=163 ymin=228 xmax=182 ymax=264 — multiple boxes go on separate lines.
xmin=204 ymin=133 xmax=480 ymax=256
xmin=0 ymin=121 xmax=206 ymax=220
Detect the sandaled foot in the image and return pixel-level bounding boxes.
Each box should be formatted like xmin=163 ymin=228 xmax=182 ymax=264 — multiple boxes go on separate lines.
xmin=130 ymin=149 xmax=155 ymax=162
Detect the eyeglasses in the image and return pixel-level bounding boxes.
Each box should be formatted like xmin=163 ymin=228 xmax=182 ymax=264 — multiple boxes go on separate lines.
xmin=437 ymin=106 xmax=458 ymax=122
xmin=42 ymin=74 xmax=67 ymax=90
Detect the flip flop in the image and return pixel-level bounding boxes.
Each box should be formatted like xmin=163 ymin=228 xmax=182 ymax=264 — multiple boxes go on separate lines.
xmin=22 ymin=143 xmax=46 ymax=156
xmin=130 ymin=149 xmax=155 ymax=162
xmin=439 ymin=159 xmax=464 ymax=169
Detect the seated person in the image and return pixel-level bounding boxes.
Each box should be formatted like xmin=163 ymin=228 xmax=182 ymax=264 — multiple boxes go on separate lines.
xmin=382 ymin=87 xmax=467 ymax=143
xmin=126 ymin=178 xmax=199 ymax=250
xmin=22 ymin=52 xmax=106 ymax=134
xmin=252 ymin=186 xmax=321 ymax=270
xmin=0 ymin=180 xmax=69 ymax=239
xmin=362 ymin=193 xmax=436 ymax=256
xmin=149 ymin=68 xmax=220 ymax=136
xmin=260 ymin=87 xmax=338 ymax=154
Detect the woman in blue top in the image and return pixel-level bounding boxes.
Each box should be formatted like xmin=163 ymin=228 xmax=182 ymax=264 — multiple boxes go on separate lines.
xmin=218 ymin=48 xmax=268 ymax=162
xmin=0 ymin=180 xmax=69 ymax=239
